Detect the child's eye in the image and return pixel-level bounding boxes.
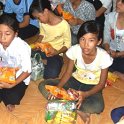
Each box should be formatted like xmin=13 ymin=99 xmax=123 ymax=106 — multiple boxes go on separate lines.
xmin=89 ymin=39 xmax=95 ymax=42
xmin=6 ymin=33 xmax=11 ymax=35
xmin=79 ymin=37 xmax=85 ymax=41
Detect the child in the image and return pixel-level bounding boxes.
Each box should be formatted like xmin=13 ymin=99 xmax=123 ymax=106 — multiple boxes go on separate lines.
xmin=103 ymin=0 xmax=124 ymax=81
xmin=29 ymin=0 xmax=71 ymax=79
xmin=0 ymin=14 xmax=31 ymax=112
xmin=4 ymin=0 xmax=39 ymax=40
xmin=38 ymin=20 xmax=113 ymax=124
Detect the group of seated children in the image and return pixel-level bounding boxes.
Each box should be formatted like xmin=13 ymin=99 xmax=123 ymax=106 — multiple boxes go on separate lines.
xmin=0 ymin=0 xmax=124 ymax=124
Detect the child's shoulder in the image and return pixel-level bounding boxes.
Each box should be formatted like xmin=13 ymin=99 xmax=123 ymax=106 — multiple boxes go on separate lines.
xmin=97 ymin=47 xmax=109 ymax=56
xmin=96 ymin=47 xmax=113 ymax=62
xmin=56 ymin=18 xmax=70 ymax=27
xmin=13 ymin=37 xmax=30 ymax=49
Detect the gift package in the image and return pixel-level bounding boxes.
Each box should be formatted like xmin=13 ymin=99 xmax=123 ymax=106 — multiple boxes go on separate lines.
xmin=0 ymin=58 xmax=18 ymax=84
xmin=56 ymin=4 xmax=74 ymax=21
xmin=45 ymin=85 xmax=79 ymax=100
xmin=106 ymin=72 xmax=119 ymax=86
xmin=30 ymin=42 xmax=53 ymax=56
xmin=0 ymin=67 xmax=17 ymax=84
xmin=45 ymin=100 xmax=77 ymax=124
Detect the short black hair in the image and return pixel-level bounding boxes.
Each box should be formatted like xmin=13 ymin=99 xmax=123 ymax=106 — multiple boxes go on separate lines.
xmin=0 ymin=14 xmax=19 ymax=32
xmin=77 ymin=20 xmax=102 ymax=43
xmin=29 ymin=0 xmax=52 ymax=19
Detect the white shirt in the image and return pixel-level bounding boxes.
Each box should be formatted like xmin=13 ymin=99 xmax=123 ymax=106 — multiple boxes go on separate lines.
xmin=104 ymin=12 xmax=124 ymax=52
xmin=66 ymin=45 xmax=113 ymax=84
xmin=0 ymin=37 xmax=31 ymax=85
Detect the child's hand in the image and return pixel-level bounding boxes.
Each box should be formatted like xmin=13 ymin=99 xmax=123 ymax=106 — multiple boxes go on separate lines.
xmin=109 ymin=50 xmax=117 ymax=58
xmin=76 ymin=91 xmax=86 ymax=109
xmin=47 ymin=93 xmax=56 ymax=100
xmin=68 ymin=18 xmax=77 ymax=26
xmin=0 ymin=82 xmax=16 ymax=89
xmin=46 ymin=48 xmax=58 ymax=57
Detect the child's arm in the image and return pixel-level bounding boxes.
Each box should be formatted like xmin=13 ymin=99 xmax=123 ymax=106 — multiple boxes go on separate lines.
xmin=96 ymin=7 xmax=107 ymax=17
xmin=0 ymin=71 xmax=30 ymax=89
xmin=76 ymin=68 xmax=108 ymax=109
xmin=19 ymin=15 xmax=30 ymax=28
xmin=57 ymin=58 xmax=75 ymax=88
xmin=48 ymin=58 xmax=74 ymax=100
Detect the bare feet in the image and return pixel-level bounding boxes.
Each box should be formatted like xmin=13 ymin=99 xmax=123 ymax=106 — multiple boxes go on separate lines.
xmin=77 ymin=110 xmax=91 ymax=124
xmin=113 ymin=71 xmax=124 ymax=80
xmin=6 ymin=104 xmax=15 ymax=112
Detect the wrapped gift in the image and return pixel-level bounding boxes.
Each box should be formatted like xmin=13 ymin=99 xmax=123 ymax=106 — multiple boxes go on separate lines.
xmin=106 ymin=72 xmax=119 ymax=86
xmin=45 ymin=100 xmax=77 ymax=124
xmin=56 ymin=4 xmax=74 ymax=21
xmin=30 ymin=42 xmax=53 ymax=56
xmin=0 ymin=67 xmax=18 ymax=84
xmin=45 ymin=85 xmax=79 ymax=100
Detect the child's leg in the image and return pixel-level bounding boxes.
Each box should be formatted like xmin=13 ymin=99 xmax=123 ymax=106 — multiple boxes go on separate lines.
xmin=77 ymin=110 xmax=90 ymax=124
xmin=38 ymin=77 xmax=81 ymax=100
xmin=2 ymin=82 xmax=27 ymax=111
xmin=43 ymin=55 xmax=63 ymax=79
xmin=38 ymin=79 xmax=60 ymax=99
xmin=78 ymin=90 xmax=104 ymax=123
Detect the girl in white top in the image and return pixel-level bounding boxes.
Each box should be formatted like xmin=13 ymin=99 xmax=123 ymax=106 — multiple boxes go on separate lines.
xmin=0 ymin=14 xmax=31 ymax=112
xmin=39 ymin=20 xmax=113 ymax=124
xmin=103 ymin=0 xmax=124 ymax=80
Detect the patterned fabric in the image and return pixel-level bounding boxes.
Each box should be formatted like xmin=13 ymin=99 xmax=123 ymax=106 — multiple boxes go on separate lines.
xmin=63 ymin=0 xmax=96 ymax=34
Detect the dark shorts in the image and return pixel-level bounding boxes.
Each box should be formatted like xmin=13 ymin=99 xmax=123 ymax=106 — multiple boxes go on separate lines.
xmin=0 ymin=82 xmax=28 ymax=106
xmin=38 ymin=77 xmax=104 ymax=114
xmin=109 ymin=57 xmax=124 ymax=73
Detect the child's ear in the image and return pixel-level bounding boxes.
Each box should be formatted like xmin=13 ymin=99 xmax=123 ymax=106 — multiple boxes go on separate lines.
xmin=15 ymin=32 xmax=18 ymax=37
xmin=97 ymin=38 xmax=102 ymax=46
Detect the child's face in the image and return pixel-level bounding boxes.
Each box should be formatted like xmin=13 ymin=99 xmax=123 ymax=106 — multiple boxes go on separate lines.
xmin=79 ymin=33 xmax=101 ymax=55
xmin=0 ymin=24 xmax=17 ymax=49
xmin=32 ymin=10 xmax=49 ymax=24
xmin=116 ymin=0 xmax=124 ymax=13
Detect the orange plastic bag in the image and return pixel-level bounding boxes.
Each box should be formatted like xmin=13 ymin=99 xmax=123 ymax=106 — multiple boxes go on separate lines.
xmin=0 ymin=67 xmax=18 ymax=84
xmin=45 ymin=85 xmax=78 ymax=100
xmin=56 ymin=4 xmax=74 ymax=21
xmin=30 ymin=42 xmax=52 ymax=56
xmin=62 ymin=11 xmax=74 ymax=21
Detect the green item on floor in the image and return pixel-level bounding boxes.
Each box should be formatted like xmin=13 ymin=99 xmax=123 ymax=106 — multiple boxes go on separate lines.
xmin=45 ymin=100 xmax=77 ymax=124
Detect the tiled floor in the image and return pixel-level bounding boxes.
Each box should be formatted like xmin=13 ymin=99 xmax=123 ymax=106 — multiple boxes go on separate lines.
xmin=0 ymin=78 xmax=124 ymax=124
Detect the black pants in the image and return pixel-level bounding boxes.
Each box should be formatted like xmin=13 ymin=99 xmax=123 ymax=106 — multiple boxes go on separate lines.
xmin=109 ymin=57 xmax=124 ymax=73
xmin=0 ymin=82 xmax=28 ymax=106
xmin=39 ymin=77 xmax=104 ymax=114
xmin=18 ymin=24 xmax=39 ymax=40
